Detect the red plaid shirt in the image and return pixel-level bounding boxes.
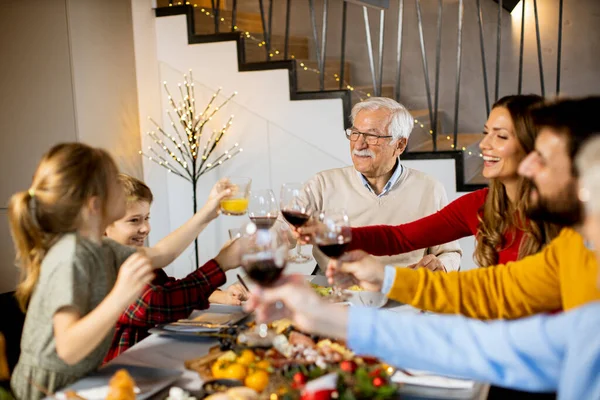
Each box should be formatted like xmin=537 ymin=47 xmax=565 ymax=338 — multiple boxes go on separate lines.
xmin=104 ymin=259 xmax=226 ymax=363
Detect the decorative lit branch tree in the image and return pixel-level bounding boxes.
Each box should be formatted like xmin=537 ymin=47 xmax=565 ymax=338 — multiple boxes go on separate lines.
xmin=140 ymin=70 xmax=243 ymax=269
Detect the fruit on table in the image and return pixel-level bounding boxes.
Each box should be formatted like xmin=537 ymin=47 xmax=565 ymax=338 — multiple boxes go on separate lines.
xmin=255 ymin=359 xmax=271 ymax=370
xmin=339 ymin=360 xmax=357 ymax=373
xmin=237 ymin=349 xmax=256 ymax=366
xmin=222 ymin=363 xmax=248 ymax=381
xmin=292 ymin=372 xmax=307 ymax=386
xmin=300 ymin=390 xmax=335 ymax=400
xmin=212 ymin=359 xmax=230 ymax=379
xmin=372 ymin=376 xmax=385 ymax=387
xmin=244 ymin=369 xmax=269 ymax=392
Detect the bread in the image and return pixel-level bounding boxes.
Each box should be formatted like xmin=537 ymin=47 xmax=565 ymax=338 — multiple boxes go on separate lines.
xmin=105 ymin=369 xmax=135 ymax=400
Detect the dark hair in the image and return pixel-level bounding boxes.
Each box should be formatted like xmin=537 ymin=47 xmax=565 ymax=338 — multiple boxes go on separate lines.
xmin=531 ymin=96 xmax=600 ymax=174
xmin=475 ymin=94 xmax=560 ymax=267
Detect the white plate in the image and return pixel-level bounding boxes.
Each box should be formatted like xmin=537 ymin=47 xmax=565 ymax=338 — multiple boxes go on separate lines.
xmin=54 ymin=364 xmax=181 ymax=400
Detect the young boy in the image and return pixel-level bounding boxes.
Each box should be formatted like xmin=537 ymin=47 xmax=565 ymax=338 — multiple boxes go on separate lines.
xmin=104 ymin=174 xmax=246 ymax=362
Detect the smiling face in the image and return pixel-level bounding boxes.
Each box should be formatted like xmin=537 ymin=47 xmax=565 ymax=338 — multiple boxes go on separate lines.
xmin=518 ymin=129 xmax=582 ymax=226
xmin=105 ymin=200 xmax=151 ymax=247
xmin=479 ymin=106 xmax=527 ymax=183
xmin=350 ymin=108 xmax=404 ymax=178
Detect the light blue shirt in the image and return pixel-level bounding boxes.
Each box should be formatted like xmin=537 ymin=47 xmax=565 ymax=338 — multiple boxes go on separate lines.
xmin=356 ymin=159 xmax=404 ymax=198
xmin=347 ymin=302 xmax=600 ymax=399
xmin=381 ymin=265 xmax=397 ymax=295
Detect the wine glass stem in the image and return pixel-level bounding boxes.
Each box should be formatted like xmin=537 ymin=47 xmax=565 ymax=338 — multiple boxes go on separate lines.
xmin=296 ymin=244 xmax=303 ymax=255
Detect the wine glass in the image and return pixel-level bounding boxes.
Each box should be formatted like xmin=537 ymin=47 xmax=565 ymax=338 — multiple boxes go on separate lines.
xmin=241 ymin=225 xmax=288 ymax=287
xmin=220 ymin=177 xmax=252 ymax=216
xmin=248 ymin=189 xmax=279 ymax=230
xmin=314 ymin=209 xmax=352 ymax=259
xmin=240 ymin=224 xmax=288 ymax=340
xmin=315 ymin=209 xmax=353 ymax=300
xmin=280 ymin=182 xmax=313 ymax=263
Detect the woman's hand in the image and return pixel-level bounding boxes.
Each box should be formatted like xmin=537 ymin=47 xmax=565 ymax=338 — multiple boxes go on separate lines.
xmin=407 ymin=254 xmax=446 ymax=272
xmin=326 ymin=250 xmax=386 ymax=292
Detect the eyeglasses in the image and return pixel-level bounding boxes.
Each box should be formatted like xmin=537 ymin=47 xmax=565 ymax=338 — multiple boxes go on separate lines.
xmin=345 ymin=128 xmax=393 ymax=145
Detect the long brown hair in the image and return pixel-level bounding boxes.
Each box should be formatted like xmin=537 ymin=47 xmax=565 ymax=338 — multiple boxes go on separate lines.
xmin=474 ymin=95 xmax=560 ymax=267
xmin=8 ymin=143 xmax=119 ymax=311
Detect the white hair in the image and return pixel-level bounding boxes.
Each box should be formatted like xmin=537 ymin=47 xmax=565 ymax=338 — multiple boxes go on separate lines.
xmin=350 ymin=97 xmax=414 ymax=142
xmin=576 ymin=135 xmax=600 ymax=213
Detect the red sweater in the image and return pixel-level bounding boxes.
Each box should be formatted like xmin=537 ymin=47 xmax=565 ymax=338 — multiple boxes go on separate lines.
xmin=350 ymin=188 xmax=524 ymax=266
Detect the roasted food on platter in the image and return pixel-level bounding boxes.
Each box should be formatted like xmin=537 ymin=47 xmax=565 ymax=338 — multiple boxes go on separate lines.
xmin=105 ymin=369 xmax=136 ymax=400
xmin=185 ymin=320 xmax=397 ymax=399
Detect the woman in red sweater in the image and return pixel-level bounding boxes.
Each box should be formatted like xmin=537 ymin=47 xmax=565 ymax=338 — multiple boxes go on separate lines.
xmin=299 ymin=95 xmax=560 ymax=269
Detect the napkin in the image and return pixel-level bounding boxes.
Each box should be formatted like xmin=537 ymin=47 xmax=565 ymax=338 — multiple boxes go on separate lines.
xmin=391 ymin=369 xmax=475 ymax=389
xmin=55 ymin=385 xmax=140 ymax=400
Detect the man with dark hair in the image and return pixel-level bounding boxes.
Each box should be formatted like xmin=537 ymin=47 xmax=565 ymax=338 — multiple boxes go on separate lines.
xmin=326 ymin=96 xmax=600 ymax=320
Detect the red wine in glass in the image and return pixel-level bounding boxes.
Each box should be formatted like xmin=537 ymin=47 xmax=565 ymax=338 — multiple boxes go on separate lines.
xmin=249 ymin=216 xmax=278 ymax=229
xmin=281 ymin=209 xmax=310 ymax=228
xmin=243 ymin=255 xmax=286 ymax=286
xmin=317 ymin=240 xmax=351 ymax=259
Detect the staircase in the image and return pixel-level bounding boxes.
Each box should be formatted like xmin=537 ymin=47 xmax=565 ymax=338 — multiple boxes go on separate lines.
xmin=155 ymin=1 xmax=486 ymax=191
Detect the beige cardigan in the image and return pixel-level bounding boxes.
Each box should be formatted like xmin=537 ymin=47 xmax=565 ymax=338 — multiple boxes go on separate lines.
xmin=303 ymin=165 xmax=462 ymax=271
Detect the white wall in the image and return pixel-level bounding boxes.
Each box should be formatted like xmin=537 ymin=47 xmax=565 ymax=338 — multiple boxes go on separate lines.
xmin=133 ymin=11 xmax=477 ymax=283
xmin=0 ymin=0 xmax=142 ymax=293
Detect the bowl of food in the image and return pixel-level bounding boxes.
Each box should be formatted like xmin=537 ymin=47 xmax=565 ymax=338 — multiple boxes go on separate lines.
xmin=309 ymin=276 xmax=388 ymax=308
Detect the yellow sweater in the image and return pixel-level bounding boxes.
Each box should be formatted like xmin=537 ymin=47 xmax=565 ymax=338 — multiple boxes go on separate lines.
xmin=388 ymin=228 xmax=599 ymax=319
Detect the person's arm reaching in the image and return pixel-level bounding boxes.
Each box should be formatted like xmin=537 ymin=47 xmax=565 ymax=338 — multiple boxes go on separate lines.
xmin=346 ymin=189 xmax=486 ymax=256
xmin=348 ymin=306 xmax=584 ymax=393
xmin=120 ymin=238 xmax=245 ymax=326
xmin=140 ymin=179 xmax=233 ymax=269
xmin=247 ymin=275 xmax=599 ymax=394
xmin=328 ymin=230 xmax=566 ymax=320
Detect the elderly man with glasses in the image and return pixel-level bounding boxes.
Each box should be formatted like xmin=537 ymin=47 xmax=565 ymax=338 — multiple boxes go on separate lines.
xmin=300 ymin=97 xmax=461 ymax=273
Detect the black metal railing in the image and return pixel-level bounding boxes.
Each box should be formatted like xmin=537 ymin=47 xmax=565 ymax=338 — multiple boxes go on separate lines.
xmin=163 ymin=0 xmax=564 ymax=154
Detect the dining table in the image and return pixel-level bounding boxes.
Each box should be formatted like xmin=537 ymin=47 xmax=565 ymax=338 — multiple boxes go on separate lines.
xmin=103 ymin=299 xmax=490 ymax=400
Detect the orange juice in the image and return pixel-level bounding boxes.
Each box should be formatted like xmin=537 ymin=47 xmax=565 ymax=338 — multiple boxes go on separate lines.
xmin=220 ymin=198 xmax=249 ymax=215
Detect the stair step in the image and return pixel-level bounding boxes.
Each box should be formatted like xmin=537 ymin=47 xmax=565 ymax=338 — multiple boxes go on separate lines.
xmin=352 ymin=84 xmax=395 ymax=100
xmin=242 ymin=35 xmax=310 ymax=62
xmin=296 ymin=59 xmax=351 ymax=92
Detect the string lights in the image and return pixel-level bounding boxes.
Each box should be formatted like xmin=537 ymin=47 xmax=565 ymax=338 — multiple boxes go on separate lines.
xmin=165 ymin=2 xmax=481 ymax=157
xmin=140 ymin=70 xmax=243 ymax=268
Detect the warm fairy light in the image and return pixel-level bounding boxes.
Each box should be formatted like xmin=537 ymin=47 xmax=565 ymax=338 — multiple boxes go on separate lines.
xmin=190 ymin=5 xmax=443 ymax=142
xmin=142 ymin=70 xmax=243 ymax=182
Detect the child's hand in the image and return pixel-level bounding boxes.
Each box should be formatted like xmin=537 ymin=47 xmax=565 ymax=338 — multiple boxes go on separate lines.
xmin=209 ymin=283 xmax=248 ymax=306
xmin=226 ymin=282 xmax=248 ymax=301
xmin=110 ymin=253 xmax=154 ymax=309
xmin=202 ymin=178 xmax=234 ymax=220
xmin=214 ymin=237 xmax=246 ymax=271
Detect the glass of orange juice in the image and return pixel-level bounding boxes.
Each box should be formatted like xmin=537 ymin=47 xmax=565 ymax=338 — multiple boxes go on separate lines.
xmin=220 ymin=177 xmax=251 ymax=216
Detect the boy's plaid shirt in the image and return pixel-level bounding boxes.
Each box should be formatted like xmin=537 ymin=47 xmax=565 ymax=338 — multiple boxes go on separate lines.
xmin=104 ymin=259 xmax=225 ymax=363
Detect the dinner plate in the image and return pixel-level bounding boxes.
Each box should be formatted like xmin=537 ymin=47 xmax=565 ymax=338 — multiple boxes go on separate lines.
xmin=150 ymin=304 xmax=249 ymax=337
xmin=54 ymin=364 xmax=182 ymax=400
